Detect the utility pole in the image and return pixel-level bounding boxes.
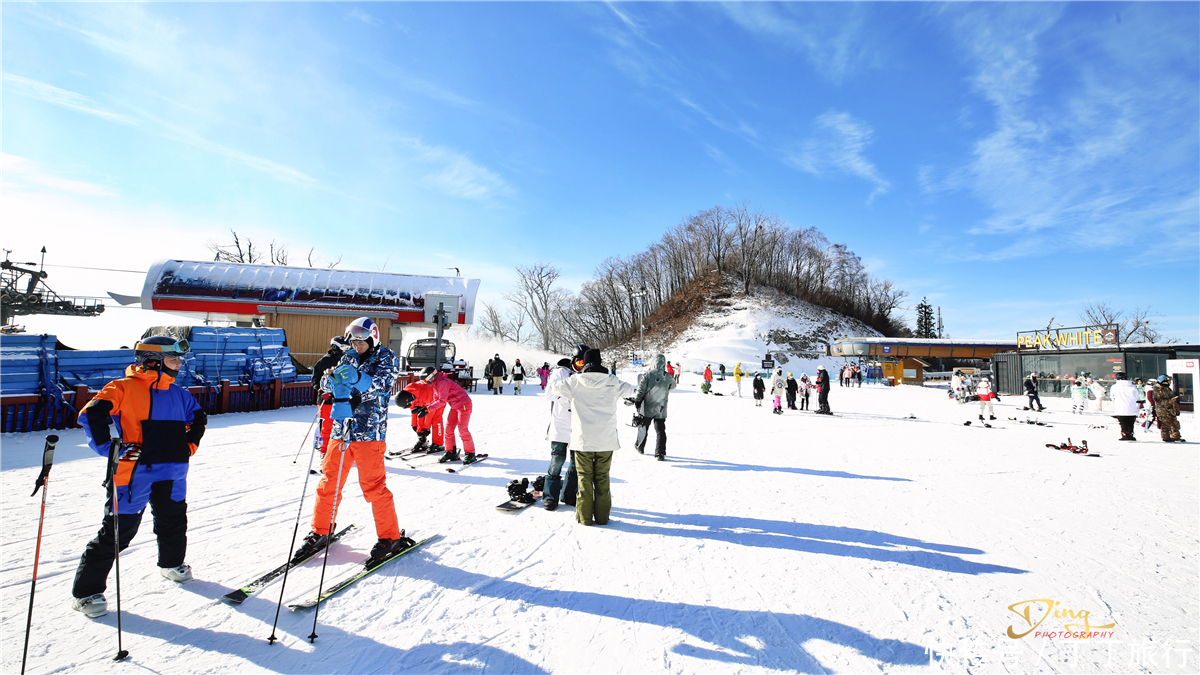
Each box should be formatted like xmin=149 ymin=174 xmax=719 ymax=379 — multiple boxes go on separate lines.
xmin=433 ymin=303 xmax=447 ymax=373
xmin=631 ymin=285 xmax=648 ymax=356
xmin=937 ymin=307 xmax=943 ymax=339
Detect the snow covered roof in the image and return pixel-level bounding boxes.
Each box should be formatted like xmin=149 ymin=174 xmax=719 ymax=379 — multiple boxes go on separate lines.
xmin=829 ymin=337 xmax=1018 ymax=347
xmin=140 ymin=260 xmax=481 ymax=324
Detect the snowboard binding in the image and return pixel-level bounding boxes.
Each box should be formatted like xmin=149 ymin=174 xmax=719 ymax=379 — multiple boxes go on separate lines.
xmin=507 ymin=478 xmax=536 ymax=504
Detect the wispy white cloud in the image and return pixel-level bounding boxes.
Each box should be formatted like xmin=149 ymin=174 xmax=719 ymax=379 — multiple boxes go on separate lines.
xmin=401 ymin=139 xmax=511 ymax=202
xmin=3 ymin=73 xmax=139 ymax=125
xmin=785 ymin=111 xmax=890 ymax=204
xmin=348 ymin=9 xmax=382 ymax=27
xmin=935 ymin=3 xmax=1198 ymax=264
xmin=719 ymin=3 xmax=877 ymax=85
xmin=3 ymin=154 xmax=117 ymax=197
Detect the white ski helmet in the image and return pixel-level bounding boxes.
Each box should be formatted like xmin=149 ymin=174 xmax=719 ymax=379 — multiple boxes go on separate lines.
xmin=345 ymin=317 xmax=380 ymax=349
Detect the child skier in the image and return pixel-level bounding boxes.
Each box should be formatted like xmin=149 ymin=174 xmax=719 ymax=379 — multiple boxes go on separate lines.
xmin=798 ymin=373 xmax=811 ymax=410
xmin=391 ymin=378 xmax=445 ymax=456
xmin=976 ymin=377 xmax=998 ymax=421
xmin=1070 ymin=378 xmax=1089 ymax=414
xmin=537 ymin=362 xmax=551 ymax=390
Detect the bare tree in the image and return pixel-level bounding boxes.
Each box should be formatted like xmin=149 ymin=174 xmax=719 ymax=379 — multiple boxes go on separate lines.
xmin=510 ymin=263 xmax=563 ymax=351
xmin=209 ymin=229 xmax=340 ymax=268
xmin=478 ymin=301 xmax=511 ymax=341
xmin=306 ymin=247 xmax=342 ymax=269
xmin=1080 ymin=302 xmax=1173 ymax=343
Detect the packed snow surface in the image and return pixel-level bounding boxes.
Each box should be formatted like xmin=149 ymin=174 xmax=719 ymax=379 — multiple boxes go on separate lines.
xmin=3 ymin=378 xmax=1197 ymax=674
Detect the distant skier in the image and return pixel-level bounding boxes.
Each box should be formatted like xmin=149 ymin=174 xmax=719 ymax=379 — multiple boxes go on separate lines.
xmin=489 ymin=354 xmax=508 ymax=395
xmin=718 ymin=363 xmax=726 ymax=381
xmin=485 ymin=359 xmax=494 ymax=392
xmin=1110 ymin=372 xmax=1140 ymax=441
xmin=552 ymin=349 xmax=635 ymax=526
xmin=815 ymin=365 xmax=832 ymax=414
xmin=1088 ymin=377 xmax=1106 ymax=412
xmin=675 ymin=363 xmax=683 ymax=383
xmin=1070 ymin=378 xmax=1089 ymax=414
xmin=703 ymin=365 xmax=713 ymax=388
xmin=71 ymin=335 xmax=207 ymax=619
xmin=537 ymin=362 xmax=551 ymax=390
xmin=798 ymin=373 xmax=811 ymax=410
xmin=733 ymin=363 xmax=744 ymax=397
xmin=752 ymin=372 xmax=765 ymax=406
xmin=854 ymin=365 xmax=863 ymax=387
xmin=511 ymin=358 xmax=526 ymax=395
xmin=1023 ymin=373 xmax=1046 ymax=412
xmin=770 ymin=367 xmax=786 ymax=414
xmin=1152 ymin=375 xmax=1184 ymax=442
xmin=631 ymin=354 xmax=677 ymax=460
xmin=786 ymin=372 xmax=799 ymax=410
xmin=312 ymin=335 xmax=352 ymax=455
xmin=976 ymin=377 xmax=997 ymax=421
xmin=666 ymin=361 xmax=676 ymax=381
xmin=296 ymin=318 xmax=405 ymax=566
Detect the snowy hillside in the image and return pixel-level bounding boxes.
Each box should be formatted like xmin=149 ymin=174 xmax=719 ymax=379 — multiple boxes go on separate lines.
xmin=3 ymin=378 xmax=1196 ymax=674
xmin=606 ymin=273 xmax=882 ymax=375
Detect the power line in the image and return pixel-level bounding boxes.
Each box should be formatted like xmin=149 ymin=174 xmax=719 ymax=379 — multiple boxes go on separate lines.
xmin=42 ymin=264 xmax=146 ymax=274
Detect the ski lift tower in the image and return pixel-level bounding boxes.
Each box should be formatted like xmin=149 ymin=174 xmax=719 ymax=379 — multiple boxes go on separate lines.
xmin=1 ymin=248 xmax=105 ymax=329
xmin=632 ymin=284 xmax=649 ymax=358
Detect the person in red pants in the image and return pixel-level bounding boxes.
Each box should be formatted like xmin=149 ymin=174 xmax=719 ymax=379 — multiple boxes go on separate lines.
xmin=392 ymin=379 xmax=445 ymax=456
xmin=415 ymin=367 xmax=478 ymax=465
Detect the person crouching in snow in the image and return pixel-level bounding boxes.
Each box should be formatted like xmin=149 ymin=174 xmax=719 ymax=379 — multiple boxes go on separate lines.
xmin=71 ymin=335 xmax=208 ymax=619
xmin=752 ymin=372 xmax=765 ymax=406
xmin=771 ymin=367 xmax=786 ymax=414
xmin=392 ymin=378 xmax=445 ymax=456
xmin=420 ymin=367 xmax=479 ymax=464
xmin=297 ymin=318 xmax=408 ymax=566
xmin=976 ymin=377 xmax=998 ymax=421
xmin=551 ymin=349 xmax=635 ymax=525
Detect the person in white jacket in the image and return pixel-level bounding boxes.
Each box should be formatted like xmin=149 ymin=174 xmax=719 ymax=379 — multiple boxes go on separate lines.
xmin=543 ymin=355 xmax=578 ymax=511
xmin=770 ymin=367 xmax=786 ymax=414
xmin=550 ymin=348 xmax=635 ymax=526
xmin=1109 ymin=372 xmax=1140 ymax=441
xmin=1070 ymin=378 xmax=1089 ymax=414
xmin=1088 ymin=377 xmax=1106 ymax=412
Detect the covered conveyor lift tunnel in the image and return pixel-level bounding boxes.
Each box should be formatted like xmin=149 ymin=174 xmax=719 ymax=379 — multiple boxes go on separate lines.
xmin=826 ymin=338 xmax=1018 ymax=361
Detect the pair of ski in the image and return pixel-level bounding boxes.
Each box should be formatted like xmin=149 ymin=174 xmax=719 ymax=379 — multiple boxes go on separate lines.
xmin=221 ymin=525 xmax=437 ymax=610
xmin=1046 ymin=439 xmax=1098 ymax=457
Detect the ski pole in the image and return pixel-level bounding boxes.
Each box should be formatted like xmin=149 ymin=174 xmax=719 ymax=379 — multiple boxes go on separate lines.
xmin=108 ymin=441 xmax=130 ymax=663
xmin=309 ymin=420 xmax=351 ymax=643
xmin=292 ymin=406 xmax=322 ymax=464
xmin=267 ymin=426 xmax=323 ymax=645
xmin=21 ymin=434 xmax=58 ymax=675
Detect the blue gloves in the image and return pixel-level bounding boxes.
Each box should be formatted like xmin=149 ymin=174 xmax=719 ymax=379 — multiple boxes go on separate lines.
xmin=328 ymin=365 xmax=374 ymax=420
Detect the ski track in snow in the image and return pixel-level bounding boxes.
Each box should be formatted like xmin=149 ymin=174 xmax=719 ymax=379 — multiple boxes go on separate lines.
xmin=2 ymin=379 xmax=1197 ymax=674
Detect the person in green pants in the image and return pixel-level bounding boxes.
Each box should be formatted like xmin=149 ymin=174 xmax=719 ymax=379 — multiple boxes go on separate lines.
xmin=550 ymin=348 xmax=635 ymax=525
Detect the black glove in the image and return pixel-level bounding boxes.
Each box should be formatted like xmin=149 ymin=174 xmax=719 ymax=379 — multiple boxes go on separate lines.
xmin=413 ymin=405 xmax=429 ymax=418
xmin=624 ymin=397 xmax=636 ymax=406
xmin=350 ymin=390 xmax=362 ymax=411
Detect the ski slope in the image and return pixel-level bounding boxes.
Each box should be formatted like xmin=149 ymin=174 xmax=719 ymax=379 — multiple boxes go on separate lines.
xmin=2 ymin=378 xmax=1197 ymax=674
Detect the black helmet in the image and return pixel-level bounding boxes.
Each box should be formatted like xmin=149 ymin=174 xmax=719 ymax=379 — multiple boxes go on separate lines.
xmin=420 ymin=366 xmax=437 ymax=382
xmin=330 ymin=335 xmax=351 ymax=353
xmin=394 ymin=390 xmax=415 ymax=408
xmin=134 ymin=335 xmax=189 ymax=376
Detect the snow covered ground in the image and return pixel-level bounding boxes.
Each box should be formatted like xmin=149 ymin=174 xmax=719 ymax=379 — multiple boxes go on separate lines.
xmin=3 ymin=377 xmax=1197 ymax=674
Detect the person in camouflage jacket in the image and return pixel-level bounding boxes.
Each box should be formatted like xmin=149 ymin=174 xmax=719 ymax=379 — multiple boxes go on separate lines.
xmin=298 ymin=318 xmax=406 ymax=565
xmin=1152 ymin=376 xmax=1184 ymax=442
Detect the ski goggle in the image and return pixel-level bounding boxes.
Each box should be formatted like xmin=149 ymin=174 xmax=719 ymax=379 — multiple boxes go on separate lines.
xmin=345 ymin=324 xmax=375 ymax=342
xmin=134 ymin=339 xmax=190 ymax=355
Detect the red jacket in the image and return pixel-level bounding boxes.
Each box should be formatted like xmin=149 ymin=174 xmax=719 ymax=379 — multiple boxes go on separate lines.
xmin=703 ymin=367 xmax=713 ymax=382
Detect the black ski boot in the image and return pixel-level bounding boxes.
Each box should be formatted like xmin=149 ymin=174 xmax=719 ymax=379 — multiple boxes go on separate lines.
xmin=427 ymin=443 xmax=445 ymax=455
xmin=989 ymin=415 xmax=997 ymax=421
xmin=979 ymin=414 xmax=985 ymax=421
xmin=293 ymin=531 xmax=330 ymax=561
xmin=412 ymin=433 xmax=430 ymax=453
xmin=462 ymin=452 xmax=480 ymax=465
xmin=438 ymin=449 xmax=461 ymax=463
xmin=368 ymin=533 xmax=415 ymax=565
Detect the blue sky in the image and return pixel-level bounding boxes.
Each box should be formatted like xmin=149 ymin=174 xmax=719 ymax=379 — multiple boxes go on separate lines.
xmin=4 ymin=2 xmax=1197 ymax=348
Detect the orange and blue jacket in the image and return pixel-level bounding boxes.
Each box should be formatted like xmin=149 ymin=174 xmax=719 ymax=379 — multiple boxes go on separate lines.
xmin=81 ymin=365 xmax=206 ymax=487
